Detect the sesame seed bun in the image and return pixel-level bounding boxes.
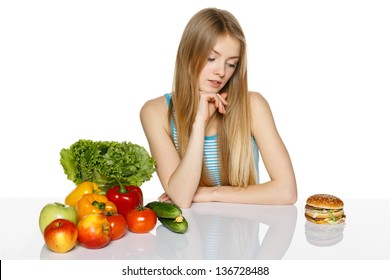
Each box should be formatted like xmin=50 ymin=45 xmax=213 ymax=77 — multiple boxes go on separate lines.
xmin=306 ymin=194 xmax=344 ymax=210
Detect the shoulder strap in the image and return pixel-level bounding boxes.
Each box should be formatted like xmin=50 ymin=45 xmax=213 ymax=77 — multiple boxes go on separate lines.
xmin=164 ymin=93 xmax=171 ymax=107
xmin=164 ymin=93 xmax=178 ymax=150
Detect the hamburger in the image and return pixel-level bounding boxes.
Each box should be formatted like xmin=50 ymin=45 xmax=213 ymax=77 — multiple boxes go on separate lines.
xmin=304 ymin=194 xmax=346 ymax=224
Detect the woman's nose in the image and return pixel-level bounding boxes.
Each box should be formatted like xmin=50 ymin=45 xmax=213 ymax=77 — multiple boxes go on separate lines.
xmin=214 ymin=63 xmax=225 ymax=77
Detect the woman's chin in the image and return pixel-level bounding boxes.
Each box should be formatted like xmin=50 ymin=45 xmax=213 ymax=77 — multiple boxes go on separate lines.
xmin=199 ymin=87 xmax=221 ymax=94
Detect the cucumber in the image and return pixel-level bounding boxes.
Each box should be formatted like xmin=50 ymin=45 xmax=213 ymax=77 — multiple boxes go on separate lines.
xmin=158 ymin=216 xmax=188 ymax=234
xmin=145 ymin=201 xmax=182 ymax=219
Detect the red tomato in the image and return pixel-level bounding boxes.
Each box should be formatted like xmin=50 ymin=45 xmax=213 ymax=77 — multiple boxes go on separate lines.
xmin=106 ymin=213 xmax=127 ymax=240
xmin=126 ymin=207 xmax=157 ymax=233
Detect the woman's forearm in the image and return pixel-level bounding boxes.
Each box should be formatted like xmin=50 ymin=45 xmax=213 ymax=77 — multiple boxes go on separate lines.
xmin=166 ymin=117 xmax=206 ymax=208
xmin=195 ymin=179 xmax=297 ymax=205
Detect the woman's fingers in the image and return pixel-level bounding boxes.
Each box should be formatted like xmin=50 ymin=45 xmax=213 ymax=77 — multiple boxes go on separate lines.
xmin=215 ymin=93 xmax=227 ymax=114
xmin=217 ymin=93 xmax=228 ymax=105
xmin=158 ymin=193 xmax=173 ymax=203
xmin=158 ymin=193 xmax=168 ymax=201
xmin=200 ymin=91 xmax=228 ymax=115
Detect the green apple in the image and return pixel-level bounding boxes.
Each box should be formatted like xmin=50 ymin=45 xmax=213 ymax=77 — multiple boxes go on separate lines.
xmin=39 ymin=202 xmax=78 ymax=234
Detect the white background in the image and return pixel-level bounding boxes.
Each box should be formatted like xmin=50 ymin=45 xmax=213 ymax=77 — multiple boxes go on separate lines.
xmin=1 ymin=0 xmax=389 ymax=201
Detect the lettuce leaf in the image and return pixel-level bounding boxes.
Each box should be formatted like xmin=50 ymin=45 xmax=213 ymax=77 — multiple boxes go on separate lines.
xmin=60 ymin=139 xmax=156 ymax=190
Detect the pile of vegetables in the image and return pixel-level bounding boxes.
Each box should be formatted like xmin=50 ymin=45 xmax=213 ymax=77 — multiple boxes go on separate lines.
xmin=39 ymin=139 xmax=189 ymax=254
xmin=60 ymin=139 xmax=156 ymax=192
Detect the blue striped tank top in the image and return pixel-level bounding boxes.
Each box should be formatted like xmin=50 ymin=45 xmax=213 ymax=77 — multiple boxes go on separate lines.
xmin=165 ymin=93 xmax=259 ymax=186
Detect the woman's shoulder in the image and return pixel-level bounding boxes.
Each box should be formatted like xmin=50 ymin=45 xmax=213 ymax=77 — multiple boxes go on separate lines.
xmin=249 ymin=91 xmax=270 ymax=111
xmin=140 ymin=94 xmax=170 ymax=123
xmin=141 ymin=95 xmax=169 ymax=113
xmin=248 ymin=91 xmax=276 ymax=133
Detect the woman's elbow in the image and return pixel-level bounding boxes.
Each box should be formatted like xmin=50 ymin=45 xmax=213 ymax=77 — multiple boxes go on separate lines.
xmin=282 ymin=181 xmax=298 ymax=205
xmin=167 ymin=192 xmax=193 ymax=209
xmin=284 ymin=192 xmax=297 ymax=205
xmin=172 ymin=199 xmax=192 ymax=209
xmin=271 ymin=178 xmax=297 ymax=205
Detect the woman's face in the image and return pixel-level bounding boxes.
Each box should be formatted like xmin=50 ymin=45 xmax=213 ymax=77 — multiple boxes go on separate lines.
xmin=198 ymin=35 xmax=240 ymax=93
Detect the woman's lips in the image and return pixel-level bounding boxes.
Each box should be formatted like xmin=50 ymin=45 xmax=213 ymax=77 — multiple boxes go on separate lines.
xmin=208 ymin=80 xmax=222 ymax=88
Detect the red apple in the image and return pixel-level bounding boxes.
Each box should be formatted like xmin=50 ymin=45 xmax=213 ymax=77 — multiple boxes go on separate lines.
xmin=77 ymin=213 xmax=112 ymax=249
xmin=44 ymin=218 xmax=78 ymax=253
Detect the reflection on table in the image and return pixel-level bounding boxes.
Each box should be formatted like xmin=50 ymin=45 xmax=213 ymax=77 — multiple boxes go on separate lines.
xmin=305 ymin=221 xmax=346 ymax=247
xmin=40 ymin=202 xmax=297 ymax=260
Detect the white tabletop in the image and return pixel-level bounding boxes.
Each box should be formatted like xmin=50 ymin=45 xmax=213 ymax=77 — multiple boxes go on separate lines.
xmin=1 ymin=197 xmax=389 ymax=260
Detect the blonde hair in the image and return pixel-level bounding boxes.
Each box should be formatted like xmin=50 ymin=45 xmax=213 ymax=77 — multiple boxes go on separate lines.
xmin=169 ymin=8 xmax=257 ymax=187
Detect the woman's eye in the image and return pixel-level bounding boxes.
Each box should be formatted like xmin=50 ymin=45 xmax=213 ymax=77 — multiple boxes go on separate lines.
xmin=227 ymin=63 xmax=237 ymax=68
xmin=208 ymin=57 xmax=215 ymax=62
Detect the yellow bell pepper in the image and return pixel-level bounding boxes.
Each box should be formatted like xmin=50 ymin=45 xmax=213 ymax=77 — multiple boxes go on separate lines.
xmin=76 ymin=193 xmax=117 ymax=220
xmin=65 ymin=181 xmax=101 ymax=208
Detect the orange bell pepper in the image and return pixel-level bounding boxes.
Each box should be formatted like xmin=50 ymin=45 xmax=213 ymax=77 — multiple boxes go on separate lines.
xmin=76 ymin=193 xmax=117 ymax=220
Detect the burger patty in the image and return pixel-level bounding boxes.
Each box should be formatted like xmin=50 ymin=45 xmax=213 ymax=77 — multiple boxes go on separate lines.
xmin=305 ymin=213 xmax=346 ymax=223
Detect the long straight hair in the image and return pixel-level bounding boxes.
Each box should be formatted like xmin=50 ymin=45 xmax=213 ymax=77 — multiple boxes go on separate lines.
xmin=169 ymin=8 xmax=257 ymax=187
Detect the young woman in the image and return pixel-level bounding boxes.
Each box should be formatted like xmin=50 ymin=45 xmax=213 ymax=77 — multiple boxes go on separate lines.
xmin=140 ymin=8 xmax=297 ymax=208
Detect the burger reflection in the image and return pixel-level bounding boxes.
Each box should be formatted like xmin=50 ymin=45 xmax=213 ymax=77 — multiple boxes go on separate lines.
xmin=40 ymin=202 xmax=297 ymax=260
xmin=305 ymin=222 xmax=345 ymax=247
